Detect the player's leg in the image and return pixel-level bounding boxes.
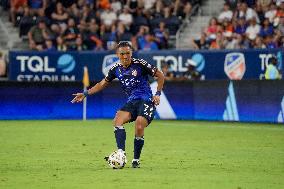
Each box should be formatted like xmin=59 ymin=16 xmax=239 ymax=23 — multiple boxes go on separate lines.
xmin=132 ymin=116 xmax=148 ymax=168
xmin=132 ymin=100 xmax=155 ymax=168
xmin=113 ymin=110 xmax=131 ymax=151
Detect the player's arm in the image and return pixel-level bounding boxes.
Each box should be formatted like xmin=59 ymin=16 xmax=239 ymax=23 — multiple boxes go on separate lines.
xmin=71 ymin=79 xmax=110 ymax=103
xmin=152 ymin=70 xmax=165 ymax=106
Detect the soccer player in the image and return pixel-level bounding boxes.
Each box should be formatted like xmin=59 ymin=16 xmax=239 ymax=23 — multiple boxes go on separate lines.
xmin=71 ymin=41 xmax=165 ymax=168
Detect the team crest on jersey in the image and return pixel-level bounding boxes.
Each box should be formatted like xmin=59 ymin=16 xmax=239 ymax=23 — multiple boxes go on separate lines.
xmin=132 ymin=69 xmax=137 ymax=77
xmin=224 ymin=53 xmax=246 ymax=80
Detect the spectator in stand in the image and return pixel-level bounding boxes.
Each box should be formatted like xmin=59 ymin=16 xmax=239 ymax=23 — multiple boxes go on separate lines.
xmin=205 ymin=17 xmax=218 ymax=37
xmin=126 ymin=0 xmax=139 ymax=14
xmin=209 ymin=32 xmax=224 ymax=49
xmin=100 ymin=7 xmax=117 ymax=27
xmin=234 ymin=16 xmax=248 ymax=36
xmin=174 ymin=0 xmax=192 ymax=19
xmin=253 ymin=36 xmax=266 ymax=48
xmin=140 ymin=33 xmax=159 ymax=51
xmin=56 ymin=36 xmax=67 ymax=51
xmin=81 ymin=4 xmax=92 ymax=22
xmin=45 ymin=39 xmax=56 ymax=51
xmin=98 ymin=0 xmax=111 ymax=10
xmin=63 ymin=18 xmax=80 ymax=50
xmin=28 ymin=0 xmax=47 ymax=17
xmin=218 ymin=2 xmax=233 ymax=22
xmin=153 ymin=21 xmax=169 ymax=49
xmin=139 ymin=0 xmax=156 ymax=12
xmin=86 ymin=20 xmax=104 ymax=50
xmin=68 ymin=3 xmax=80 ymax=20
xmin=118 ymin=6 xmax=133 ymax=30
xmin=163 ymin=6 xmax=181 ymax=35
xmin=225 ymin=0 xmax=238 ymax=9
xmin=192 ymin=32 xmax=210 ymax=50
xmin=110 ymin=0 xmax=122 ymax=14
xmin=279 ymin=36 xmax=284 ymax=48
xmin=257 ymin=0 xmax=271 ymax=8
xmin=134 ymin=25 xmax=149 ymax=50
xmin=49 ymin=23 xmax=61 ymax=41
xmin=10 ymin=0 xmax=27 ymax=26
xmin=277 ymin=15 xmax=284 ymax=35
xmin=130 ymin=7 xmax=148 ymax=34
xmin=77 ymin=0 xmax=87 ymax=10
xmin=254 ymin=2 xmax=265 ymax=24
xmin=51 ymin=2 xmax=69 ymax=33
xmin=28 ymin=18 xmax=52 ymax=50
xmin=19 ymin=6 xmax=34 ymax=37
xmin=274 ymin=1 xmax=284 ymax=27
xmin=78 ymin=19 xmax=88 ymax=38
xmin=264 ymin=35 xmax=278 ymax=48
xmin=116 ymin=22 xmax=133 ymax=42
xmin=103 ymin=24 xmax=117 ymax=50
xmin=223 ymin=31 xmax=238 ymax=49
xmin=222 ymin=19 xmax=234 ymax=35
xmin=73 ymin=36 xmax=88 ymax=51
xmin=259 ymin=18 xmax=274 ymax=37
xmin=245 ymin=17 xmax=260 ymax=41
xmin=264 ymin=3 xmax=277 ymax=24
xmin=234 ymin=2 xmax=260 ymax=23
xmin=236 ymin=32 xmax=251 ymax=49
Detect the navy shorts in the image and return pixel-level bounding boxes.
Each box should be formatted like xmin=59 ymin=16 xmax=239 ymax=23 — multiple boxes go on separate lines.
xmin=120 ymin=99 xmax=156 ymax=125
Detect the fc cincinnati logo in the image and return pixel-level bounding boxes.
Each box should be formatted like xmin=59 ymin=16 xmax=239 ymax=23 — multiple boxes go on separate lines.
xmin=132 ymin=69 xmax=137 ymax=76
xmin=224 ymin=53 xmax=246 ymax=80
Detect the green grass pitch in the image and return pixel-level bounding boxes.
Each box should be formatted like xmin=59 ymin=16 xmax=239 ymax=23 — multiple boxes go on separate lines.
xmin=0 ymin=120 xmax=283 ymax=189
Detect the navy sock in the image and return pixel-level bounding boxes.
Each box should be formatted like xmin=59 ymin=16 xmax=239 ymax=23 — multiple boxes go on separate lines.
xmin=134 ymin=136 xmax=144 ymax=160
xmin=114 ymin=126 xmax=126 ymax=151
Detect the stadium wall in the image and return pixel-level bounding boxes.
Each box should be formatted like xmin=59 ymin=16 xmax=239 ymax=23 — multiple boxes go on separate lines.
xmin=0 ymin=80 xmax=283 ymax=123
xmin=9 ymin=49 xmax=283 ymax=81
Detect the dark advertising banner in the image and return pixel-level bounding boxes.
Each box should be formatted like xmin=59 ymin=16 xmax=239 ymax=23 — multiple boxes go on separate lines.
xmin=0 ymin=80 xmax=283 ymax=123
xmin=9 ymin=49 xmax=283 ymax=81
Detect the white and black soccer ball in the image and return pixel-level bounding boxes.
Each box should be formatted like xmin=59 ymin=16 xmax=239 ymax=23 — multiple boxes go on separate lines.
xmin=107 ymin=150 xmax=127 ymax=169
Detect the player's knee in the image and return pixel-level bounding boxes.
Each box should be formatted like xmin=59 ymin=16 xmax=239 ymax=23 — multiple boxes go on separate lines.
xmin=136 ymin=124 xmax=144 ymax=132
xmin=113 ymin=112 xmax=123 ymax=126
xmin=113 ymin=116 xmax=119 ymax=126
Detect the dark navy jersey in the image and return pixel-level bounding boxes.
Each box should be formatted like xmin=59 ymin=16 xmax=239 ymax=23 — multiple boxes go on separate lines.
xmin=105 ymin=58 xmax=157 ymax=102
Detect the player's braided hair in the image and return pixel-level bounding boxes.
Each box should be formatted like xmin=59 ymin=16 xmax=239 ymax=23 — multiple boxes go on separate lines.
xmin=116 ymin=41 xmax=133 ymax=50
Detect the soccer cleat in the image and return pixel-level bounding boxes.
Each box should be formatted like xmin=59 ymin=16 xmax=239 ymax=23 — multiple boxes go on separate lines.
xmin=117 ymin=149 xmax=126 ymax=155
xmin=131 ymin=159 xmax=140 ymax=168
xmin=104 ymin=156 xmax=109 ymax=161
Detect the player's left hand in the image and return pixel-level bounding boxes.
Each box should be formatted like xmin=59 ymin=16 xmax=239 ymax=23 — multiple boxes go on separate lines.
xmin=152 ymin=95 xmax=160 ymax=106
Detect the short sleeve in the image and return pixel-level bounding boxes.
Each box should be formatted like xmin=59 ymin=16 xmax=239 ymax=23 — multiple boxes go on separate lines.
xmin=140 ymin=59 xmax=157 ymax=77
xmin=105 ymin=67 xmax=116 ymax=82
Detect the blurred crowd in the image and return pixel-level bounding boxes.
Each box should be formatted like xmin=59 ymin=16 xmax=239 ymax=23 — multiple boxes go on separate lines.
xmin=1 ymin=0 xmax=203 ymax=51
xmin=192 ymin=0 xmax=284 ymax=50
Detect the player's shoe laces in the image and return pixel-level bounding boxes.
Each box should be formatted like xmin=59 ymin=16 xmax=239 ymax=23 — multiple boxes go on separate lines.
xmin=132 ymin=159 xmax=140 ymax=168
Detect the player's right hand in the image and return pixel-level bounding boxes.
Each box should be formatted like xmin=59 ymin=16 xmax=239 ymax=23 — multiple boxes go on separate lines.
xmin=71 ymin=93 xmax=85 ymax=103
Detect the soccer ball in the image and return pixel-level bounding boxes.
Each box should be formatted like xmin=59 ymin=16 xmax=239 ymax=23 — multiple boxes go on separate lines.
xmin=107 ymin=150 xmax=127 ymax=169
